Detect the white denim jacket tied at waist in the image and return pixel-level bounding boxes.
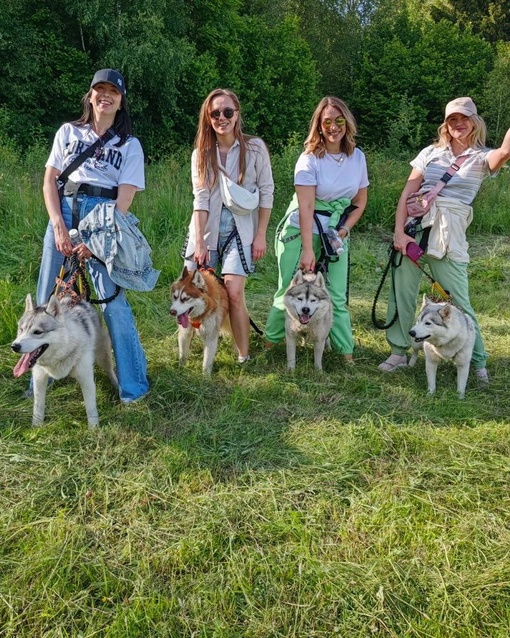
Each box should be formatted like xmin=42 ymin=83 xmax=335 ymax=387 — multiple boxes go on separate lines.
xmin=418 ymin=195 xmax=473 ymax=263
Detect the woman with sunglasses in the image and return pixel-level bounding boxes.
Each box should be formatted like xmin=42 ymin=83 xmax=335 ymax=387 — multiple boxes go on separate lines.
xmin=34 ymin=69 xmax=150 ymax=403
xmin=265 ymin=96 xmax=368 ymax=363
xmin=183 ymin=88 xmax=274 ymax=363
xmin=378 ymin=97 xmax=510 ymax=382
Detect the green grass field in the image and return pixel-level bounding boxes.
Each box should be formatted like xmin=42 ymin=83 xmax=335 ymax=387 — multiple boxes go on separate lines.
xmin=1 ymin=141 xmax=510 ymax=637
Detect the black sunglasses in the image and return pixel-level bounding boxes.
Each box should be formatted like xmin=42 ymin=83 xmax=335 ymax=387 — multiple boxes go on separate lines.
xmin=210 ymin=108 xmax=237 ymax=120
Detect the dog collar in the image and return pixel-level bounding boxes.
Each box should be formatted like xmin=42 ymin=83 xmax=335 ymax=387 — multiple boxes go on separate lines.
xmin=191 ymin=320 xmax=201 ymax=329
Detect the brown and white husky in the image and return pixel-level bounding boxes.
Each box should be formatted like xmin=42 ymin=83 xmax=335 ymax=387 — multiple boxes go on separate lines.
xmin=169 ymin=267 xmax=231 ymax=374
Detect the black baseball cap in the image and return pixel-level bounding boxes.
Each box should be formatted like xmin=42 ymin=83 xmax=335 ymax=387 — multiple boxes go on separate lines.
xmin=90 ymin=69 xmax=126 ymax=95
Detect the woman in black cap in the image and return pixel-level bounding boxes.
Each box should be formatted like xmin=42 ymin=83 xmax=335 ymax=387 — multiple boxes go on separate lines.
xmin=34 ymin=69 xmax=150 ymax=403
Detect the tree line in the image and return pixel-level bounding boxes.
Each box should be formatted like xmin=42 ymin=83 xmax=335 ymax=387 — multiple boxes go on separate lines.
xmin=1 ymin=0 xmax=509 ymax=158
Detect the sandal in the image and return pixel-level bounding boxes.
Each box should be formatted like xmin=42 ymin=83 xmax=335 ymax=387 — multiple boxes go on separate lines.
xmin=378 ymin=354 xmax=408 ymax=372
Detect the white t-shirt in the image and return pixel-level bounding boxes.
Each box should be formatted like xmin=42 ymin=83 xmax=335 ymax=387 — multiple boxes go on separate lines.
xmin=289 ymin=148 xmax=369 ymax=230
xmin=46 ymin=122 xmax=145 ymax=191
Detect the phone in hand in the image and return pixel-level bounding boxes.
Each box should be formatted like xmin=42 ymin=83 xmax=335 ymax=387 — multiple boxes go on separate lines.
xmin=406 ymin=242 xmax=424 ymax=262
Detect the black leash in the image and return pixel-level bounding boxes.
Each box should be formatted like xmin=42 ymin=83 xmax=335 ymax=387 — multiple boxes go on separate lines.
xmin=371 ymin=226 xmax=451 ymax=330
xmin=371 ymin=245 xmax=401 ymax=330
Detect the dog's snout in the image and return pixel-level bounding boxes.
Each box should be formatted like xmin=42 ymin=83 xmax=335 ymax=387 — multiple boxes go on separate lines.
xmin=302 ymin=306 xmax=310 ymax=314
xmin=169 ymin=308 xmax=177 ymax=316
xmin=11 ymin=342 xmax=21 ymax=353
xmin=409 ymin=330 xmax=416 ymax=338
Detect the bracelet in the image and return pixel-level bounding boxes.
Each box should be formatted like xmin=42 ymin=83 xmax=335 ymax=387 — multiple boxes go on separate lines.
xmin=339 ymin=224 xmax=350 ymax=236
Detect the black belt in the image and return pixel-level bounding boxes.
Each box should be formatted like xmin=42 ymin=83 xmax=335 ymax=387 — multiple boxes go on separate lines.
xmin=64 ymin=182 xmax=118 ymax=200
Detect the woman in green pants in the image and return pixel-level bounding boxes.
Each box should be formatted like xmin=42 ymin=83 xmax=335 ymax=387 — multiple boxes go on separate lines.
xmin=379 ymin=97 xmax=510 ymax=383
xmin=265 ymin=96 xmax=368 ymax=362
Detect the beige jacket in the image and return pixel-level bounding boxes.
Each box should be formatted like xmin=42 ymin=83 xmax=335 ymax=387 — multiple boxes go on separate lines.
xmin=420 ymin=196 xmax=473 ymax=263
xmin=185 ymin=137 xmax=274 ymax=257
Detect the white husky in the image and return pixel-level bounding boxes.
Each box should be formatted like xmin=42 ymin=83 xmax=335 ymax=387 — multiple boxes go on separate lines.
xmin=12 ymin=294 xmax=118 ymax=427
xmin=408 ymin=295 xmax=475 ymax=398
xmin=283 ymin=270 xmax=333 ymax=371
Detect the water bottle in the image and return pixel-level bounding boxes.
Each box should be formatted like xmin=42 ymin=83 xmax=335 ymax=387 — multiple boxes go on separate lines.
xmin=69 ymin=228 xmax=81 ymax=246
xmin=325 ymin=227 xmax=344 ymax=255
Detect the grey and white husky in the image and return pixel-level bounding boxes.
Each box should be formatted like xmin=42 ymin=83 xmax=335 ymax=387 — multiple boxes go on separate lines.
xmin=12 ymin=294 xmax=118 ymax=427
xmin=408 ymin=295 xmax=475 ymax=398
xmin=283 ymin=270 xmax=333 ymax=371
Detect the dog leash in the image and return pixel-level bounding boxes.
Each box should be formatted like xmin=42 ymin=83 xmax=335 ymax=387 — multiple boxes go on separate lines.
xmin=53 ymin=255 xmax=121 ymax=305
xmin=371 ymin=244 xmax=451 ymax=330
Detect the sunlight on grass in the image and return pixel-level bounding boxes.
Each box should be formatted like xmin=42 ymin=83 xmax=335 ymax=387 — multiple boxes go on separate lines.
xmin=1 ymin=149 xmax=510 ymax=636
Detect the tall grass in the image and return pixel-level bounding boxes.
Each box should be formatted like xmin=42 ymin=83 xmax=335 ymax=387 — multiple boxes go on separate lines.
xmin=1 ymin=140 xmax=510 ymax=637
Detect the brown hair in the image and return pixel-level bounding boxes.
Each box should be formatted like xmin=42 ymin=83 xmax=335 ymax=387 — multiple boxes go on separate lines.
xmin=194 ymin=88 xmax=254 ymax=188
xmin=436 ymin=113 xmax=487 ymax=150
xmin=303 ymin=96 xmax=357 ymax=158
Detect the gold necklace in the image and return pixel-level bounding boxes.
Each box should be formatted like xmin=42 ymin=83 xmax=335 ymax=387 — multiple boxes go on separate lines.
xmin=329 ymin=152 xmax=344 ymax=164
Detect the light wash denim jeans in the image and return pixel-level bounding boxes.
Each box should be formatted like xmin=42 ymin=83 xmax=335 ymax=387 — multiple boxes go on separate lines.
xmin=36 ymin=194 xmax=149 ymax=402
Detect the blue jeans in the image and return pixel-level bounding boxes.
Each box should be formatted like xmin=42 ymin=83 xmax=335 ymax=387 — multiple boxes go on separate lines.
xmin=36 ymin=194 xmax=149 ymax=402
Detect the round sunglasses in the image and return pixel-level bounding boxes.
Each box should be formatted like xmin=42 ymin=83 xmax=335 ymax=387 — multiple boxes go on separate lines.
xmin=210 ymin=108 xmax=237 ymax=120
xmin=322 ymin=117 xmax=346 ymax=129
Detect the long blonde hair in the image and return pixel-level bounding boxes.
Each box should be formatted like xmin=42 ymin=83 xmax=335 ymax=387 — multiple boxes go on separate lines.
xmin=436 ymin=114 xmax=487 ymax=150
xmin=194 ymin=88 xmax=253 ymax=187
xmin=303 ymin=96 xmax=357 ymax=157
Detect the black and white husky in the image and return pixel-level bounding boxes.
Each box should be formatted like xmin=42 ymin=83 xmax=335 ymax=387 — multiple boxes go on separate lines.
xmin=283 ymin=270 xmax=333 ymax=371
xmin=409 ymin=295 xmax=476 ymax=398
xmin=12 ymin=294 xmax=118 ymax=427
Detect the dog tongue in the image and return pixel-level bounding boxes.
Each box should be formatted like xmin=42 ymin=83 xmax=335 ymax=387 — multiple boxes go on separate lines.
xmin=13 ymin=353 xmax=32 ymax=378
xmin=177 ymin=311 xmax=190 ymax=329
xmin=299 ymin=314 xmax=311 ymax=325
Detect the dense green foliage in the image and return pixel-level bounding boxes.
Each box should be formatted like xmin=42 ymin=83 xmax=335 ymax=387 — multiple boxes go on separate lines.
xmin=2 ymin=0 xmax=510 ymax=156
xmin=1 ymin=147 xmax=510 ymax=637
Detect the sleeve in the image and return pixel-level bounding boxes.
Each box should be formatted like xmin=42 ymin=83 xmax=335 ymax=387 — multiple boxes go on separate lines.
xmin=410 ymin=145 xmax=435 ymax=174
xmin=118 ymin=137 xmax=145 ymax=190
xmin=253 ymin=139 xmax=274 ymax=209
xmin=294 ymin=153 xmax=317 ymax=187
xmin=45 ymin=124 xmax=67 ymax=172
xmin=357 ymin=149 xmax=370 ymax=189
xmin=483 ymin=149 xmax=500 ymax=178
xmin=191 ymin=148 xmax=212 ymax=212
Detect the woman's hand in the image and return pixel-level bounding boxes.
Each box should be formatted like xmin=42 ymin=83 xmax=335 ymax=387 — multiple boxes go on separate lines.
xmin=393 ymin=229 xmax=415 ymax=255
xmin=73 ymin=244 xmax=93 ymax=261
xmin=53 ymin=221 xmax=73 ymax=257
xmin=300 ymin=247 xmax=316 ymax=272
xmin=252 ymin=233 xmax=267 ymax=261
xmin=194 ymin=238 xmax=208 ymax=267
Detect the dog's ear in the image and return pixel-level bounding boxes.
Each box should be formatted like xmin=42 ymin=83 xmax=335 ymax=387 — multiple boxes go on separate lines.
xmin=46 ymin=295 xmax=62 ymax=317
xmin=25 ymin=294 xmax=35 ymax=313
xmin=421 ymin=294 xmax=430 ymax=308
xmin=292 ymin=269 xmax=304 ymax=285
xmin=191 ymin=270 xmax=206 ymax=290
xmin=180 ymin=266 xmax=189 ymax=279
xmin=314 ymin=272 xmax=325 ymax=288
xmin=438 ymin=304 xmax=452 ymax=320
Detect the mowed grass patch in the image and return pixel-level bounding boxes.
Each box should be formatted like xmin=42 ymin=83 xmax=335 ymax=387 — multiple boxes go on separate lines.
xmin=1 ymin=148 xmax=510 ymax=636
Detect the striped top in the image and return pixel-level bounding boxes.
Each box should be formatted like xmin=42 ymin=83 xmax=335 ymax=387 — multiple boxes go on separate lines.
xmin=411 ymin=144 xmax=496 ymax=205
